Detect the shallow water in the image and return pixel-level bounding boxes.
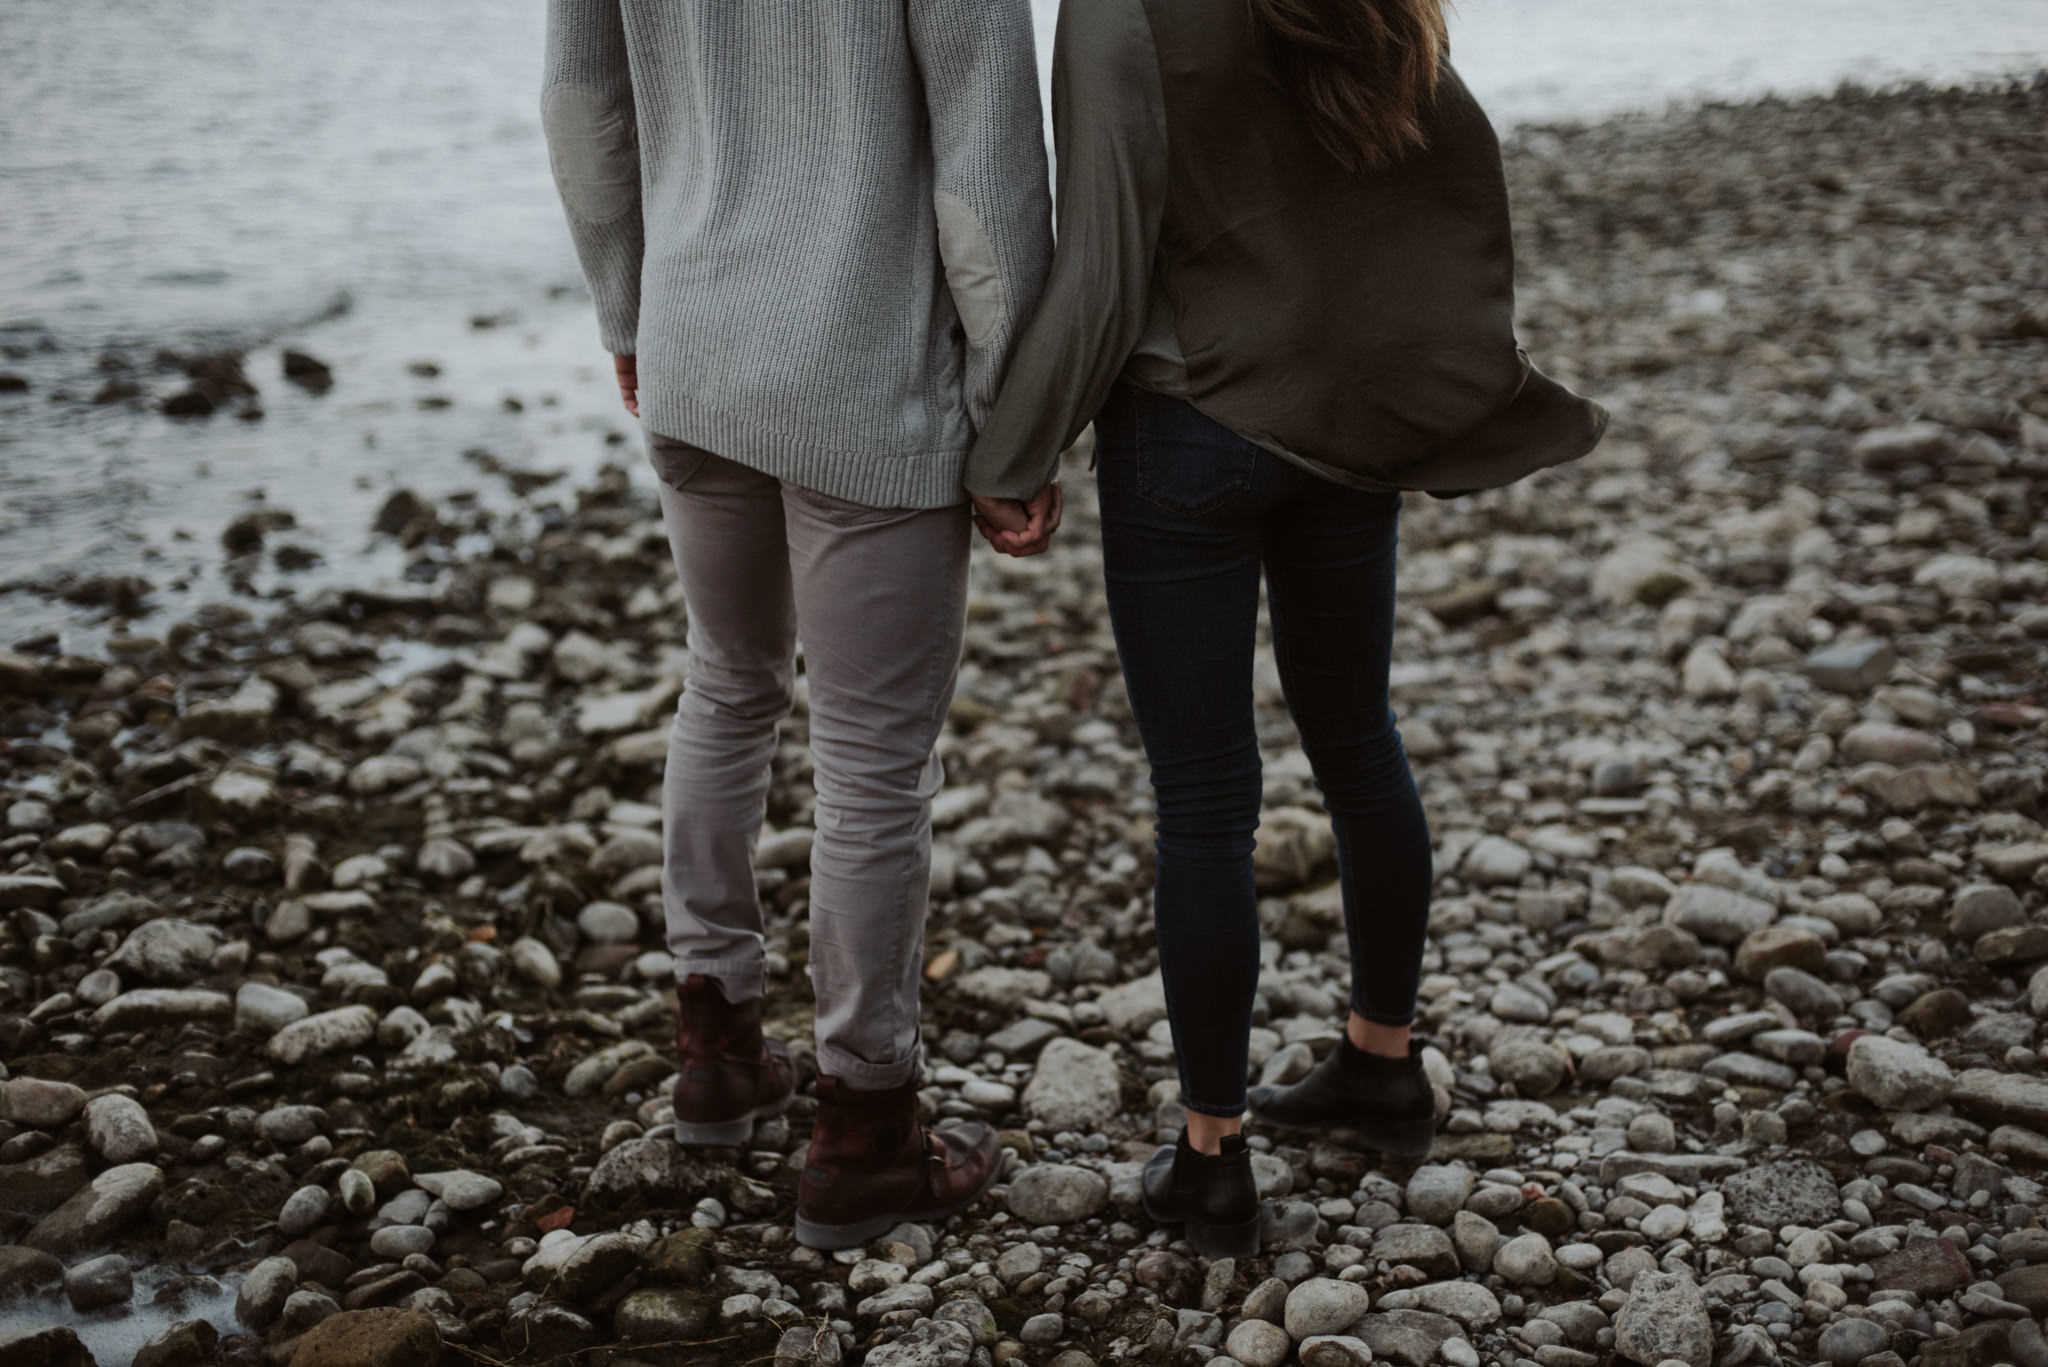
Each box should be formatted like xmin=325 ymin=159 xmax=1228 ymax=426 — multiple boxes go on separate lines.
xmin=0 ymin=1270 xmax=242 ymax=1363
xmin=0 ymin=0 xmax=2043 ymax=647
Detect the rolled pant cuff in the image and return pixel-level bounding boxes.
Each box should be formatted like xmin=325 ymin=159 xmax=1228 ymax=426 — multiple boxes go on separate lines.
xmin=816 ymin=1041 xmax=923 ymax=1091
xmin=1180 ymin=1093 xmax=1247 ymax=1119
xmin=674 ymin=956 xmax=765 ymax=1002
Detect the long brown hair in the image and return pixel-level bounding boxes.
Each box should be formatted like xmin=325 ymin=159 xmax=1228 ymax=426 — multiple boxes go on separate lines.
xmin=1247 ymin=0 xmax=1450 ymax=173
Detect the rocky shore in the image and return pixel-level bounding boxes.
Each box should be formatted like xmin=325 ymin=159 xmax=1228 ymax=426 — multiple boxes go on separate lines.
xmin=2 ymin=79 xmax=2046 ymax=1367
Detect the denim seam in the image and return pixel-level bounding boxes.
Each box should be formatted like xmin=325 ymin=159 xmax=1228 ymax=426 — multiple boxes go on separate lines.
xmin=1180 ymin=1092 xmax=1246 ymax=1119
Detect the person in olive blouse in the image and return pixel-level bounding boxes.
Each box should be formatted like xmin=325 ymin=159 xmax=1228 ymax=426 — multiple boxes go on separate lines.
xmin=968 ymin=0 xmax=1604 ymax=1257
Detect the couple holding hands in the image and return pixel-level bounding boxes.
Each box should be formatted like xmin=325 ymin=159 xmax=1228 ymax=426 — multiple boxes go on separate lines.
xmin=540 ymin=0 xmax=1602 ymax=1256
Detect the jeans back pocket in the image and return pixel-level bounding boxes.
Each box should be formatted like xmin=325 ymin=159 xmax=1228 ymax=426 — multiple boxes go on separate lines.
xmin=1134 ymin=393 xmax=1258 ymax=517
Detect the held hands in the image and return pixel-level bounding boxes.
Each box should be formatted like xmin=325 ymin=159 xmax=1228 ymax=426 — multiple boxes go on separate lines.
xmin=612 ymin=353 xmax=639 ymax=417
xmin=971 ymin=483 xmax=1062 ymax=557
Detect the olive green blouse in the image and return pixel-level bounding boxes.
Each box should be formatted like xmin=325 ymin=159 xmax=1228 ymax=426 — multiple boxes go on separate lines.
xmin=963 ymin=0 xmax=1606 ymax=501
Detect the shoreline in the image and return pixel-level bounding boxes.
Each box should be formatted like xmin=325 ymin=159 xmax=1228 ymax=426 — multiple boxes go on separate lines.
xmin=1 ymin=79 xmax=2046 ymax=1367
xmin=6 ymin=72 xmax=2047 ymax=653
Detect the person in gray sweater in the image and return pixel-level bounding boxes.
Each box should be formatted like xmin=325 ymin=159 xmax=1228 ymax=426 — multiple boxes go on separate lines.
xmin=541 ymin=0 xmax=1050 ymax=1250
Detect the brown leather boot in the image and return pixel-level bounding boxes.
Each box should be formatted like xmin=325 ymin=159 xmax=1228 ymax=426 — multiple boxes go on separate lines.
xmin=671 ymin=975 xmax=794 ymax=1146
xmin=794 ymin=1075 xmax=1001 ymax=1250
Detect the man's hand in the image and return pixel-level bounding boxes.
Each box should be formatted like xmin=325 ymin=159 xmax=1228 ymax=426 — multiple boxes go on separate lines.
xmin=970 ymin=483 xmax=1063 ymax=557
xmin=612 ymin=353 xmax=639 ymax=417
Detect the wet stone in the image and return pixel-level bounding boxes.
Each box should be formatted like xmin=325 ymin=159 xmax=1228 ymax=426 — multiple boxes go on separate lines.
xmin=1005 ymin=1163 xmax=1108 ymax=1224
xmin=1612 ymin=1270 xmax=1712 ymax=1367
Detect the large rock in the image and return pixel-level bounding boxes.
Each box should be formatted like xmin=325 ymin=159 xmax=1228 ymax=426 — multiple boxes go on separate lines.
xmin=1370 ymin=1224 xmax=1459 ymax=1279
xmin=1913 ymin=552 xmax=2000 ymax=601
xmin=265 ymin=1006 xmax=378 ymax=1064
xmin=131 ymin=1318 xmax=221 ymax=1367
xmin=1404 ymin=1165 xmax=1474 ymax=1224
xmin=236 ymin=1254 xmax=299 ymax=1330
xmin=1225 ymin=1318 xmax=1291 ymax=1367
xmin=288 ymin=1308 xmax=441 ymax=1367
xmin=1853 ymin=422 xmax=1951 ymax=469
xmin=2011 ymin=1320 xmax=2048 ymax=1367
xmin=1487 ymin=1032 xmax=1568 ymax=1097
xmin=25 ymin=1162 xmax=165 ymax=1253
xmin=1613 ymin=1270 xmax=1712 ymax=1367
xmin=1816 ymin=1318 xmax=1889 ymax=1366
xmin=1284 ymin=1278 xmax=1372 ymax=1339
xmin=549 ymin=1231 xmax=647 ymax=1303
xmin=413 ymin=1170 xmax=502 ymax=1212
xmin=1840 ymin=722 xmax=1942 ymax=765
xmin=1805 ymin=640 xmax=1894 ymax=694
xmin=0 ymin=1325 xmax=96 ymax=1367
xmin=1919 ymin=1323 xmax=2012 ymax=1367
xmin=1020 ymin=1038 xmax=1122 ymax=1130
xmin=1 ymin=1078 xmax=88 ymax=1129
xmin=1994 ymin=1264 xmax=2048 ymax=1314
xmin=0 ymin=1245 xmax=65 ymax=1299
xmin=1871 ymin=1237 xmax=1971 ymax=1297
xmin=1845 ymin=1035 xmax=1953 ymax=1110
xmin=1719 ymin=1159 xmax=1840 ymax=1228
xmin=103 ymin=918 xmax=223 ymax=985
xmin=865 ymin=1319 xmax=973 ymax=1367
xmin=951 ymin=967 xmax=1051 ymax=1010
xmin=1953 ymin=1070 xmax=2048 ymax=1129
xmin=613 ymin=1287 xmax=716 ymax=1343
xmin=0 ymin=1144 xmax=91 ymax=1218
xmin=1493 ymin=1231 xmax=1558 ymax=1286
xmin=1461 ymin=836 xmax=1533 ymax=886
xmin=236 ymin=982 xmax=311 ymax=1033
xmin=1664 ymin=884 xmax=1774 ymax=943
xmin=1949 ymin=884 xmax=2025 ymax=938
xmin=1355 ymin=1309 xmax=1462 ymax=1367
xmin=63 ymin=1252 xmax=131 ymax=1312
xmin=0 ymin=875 xmax=65 ymax=910
xmin=91 ymin=989 xmax=232 ymax=1029
xmin=1094 ymin=972 xmax=1168 ymax=1033
xmin=583 ymin=1137 xmax=695 ymax=1213
xmin=1006 ymin=1164 xmax=1108 ymax=1225
xmin=1406 ymin=1279 xmax=1500 ymax=1328
xmin=1732 ymin=926 xmax=1826 ymax=980
xmin=83 ymin=1094 xmax=158 ymax=1163
xmin=1592 ymin=536 xmax=1695 ymax=607
xmin=1300 ymin=1336 xmax=1376 ymax=1367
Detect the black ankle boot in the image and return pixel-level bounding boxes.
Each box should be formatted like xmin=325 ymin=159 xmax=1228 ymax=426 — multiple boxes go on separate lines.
xmin=1140 ymin=1131 xmax=1260 ymax=1260
xmin=1246 ymin=1037 xmax=1437 ymax=1157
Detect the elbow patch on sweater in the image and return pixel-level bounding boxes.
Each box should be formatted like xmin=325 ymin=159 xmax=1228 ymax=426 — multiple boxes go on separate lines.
xmin=934 ymin=191 xmax=1007 ymax=348
xmin=542 ymin=84 xmax=639 ymax=223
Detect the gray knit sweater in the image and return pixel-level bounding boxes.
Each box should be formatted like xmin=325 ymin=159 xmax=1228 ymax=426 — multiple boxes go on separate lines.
xmin=542 ymin=0 xmax=1052 ymax=509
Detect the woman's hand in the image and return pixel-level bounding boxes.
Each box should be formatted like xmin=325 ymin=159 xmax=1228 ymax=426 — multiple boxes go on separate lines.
xmin=970 ymin=483 xmax=1063 ymax=557
xmin=612 ymin=353 xmax=639 ymax=416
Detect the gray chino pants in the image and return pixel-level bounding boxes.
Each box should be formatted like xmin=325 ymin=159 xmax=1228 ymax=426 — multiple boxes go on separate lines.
xmin=649 ymin=434 xmax=968 ymax=1089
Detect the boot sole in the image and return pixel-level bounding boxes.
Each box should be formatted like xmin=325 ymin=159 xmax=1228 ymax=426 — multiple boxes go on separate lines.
xmin=1140 ymin=1190 xmax=1263 ymax=1261
xmin=673 ymin=1090 xmax=793 ymax=1148
xmin=793 ymin=1152 xmax=1003 ymax=1252
xmin=1250 ymin=1105 xmax=1437 ymax=1160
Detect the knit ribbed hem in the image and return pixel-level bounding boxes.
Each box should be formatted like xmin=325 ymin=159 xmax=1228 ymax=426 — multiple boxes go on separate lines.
xmin=643 ymin=392 xmax=970 ymax=512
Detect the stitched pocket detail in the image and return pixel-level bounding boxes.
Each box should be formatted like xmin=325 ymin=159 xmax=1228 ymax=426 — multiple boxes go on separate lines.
xmin=1135 ymin=400 xmax=1257 ymax=517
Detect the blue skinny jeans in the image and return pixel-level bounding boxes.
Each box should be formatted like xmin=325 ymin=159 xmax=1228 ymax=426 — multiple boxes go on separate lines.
xmin=1094 ymin=383 xmax=1434 ymax=1117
